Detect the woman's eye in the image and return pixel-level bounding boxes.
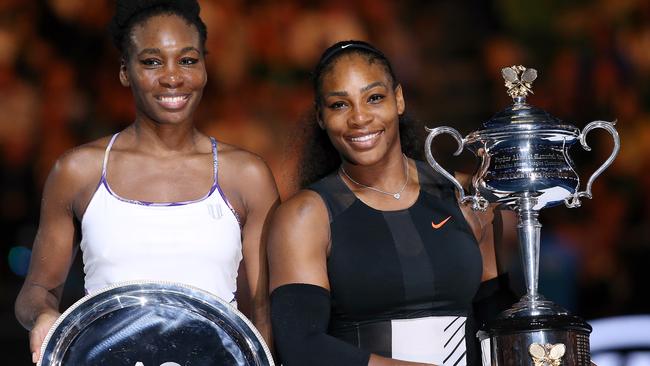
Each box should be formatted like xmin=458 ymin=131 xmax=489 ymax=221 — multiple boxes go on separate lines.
xmin=140 ymin=58 xmax=162 ymax=67
xmin=329 ymin=101 xmax=347 ymax=110
xmin=368 ymin=94 xmax=385 ymax=103
xmin=180 ymin=57 xmax=199 ymax=66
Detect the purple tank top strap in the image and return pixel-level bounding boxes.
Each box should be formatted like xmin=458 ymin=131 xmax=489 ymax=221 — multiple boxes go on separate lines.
xmin=211 ymin=137 xmax=242 ymax=226
xmin=209 ymin=137 xmax=219 ymax=195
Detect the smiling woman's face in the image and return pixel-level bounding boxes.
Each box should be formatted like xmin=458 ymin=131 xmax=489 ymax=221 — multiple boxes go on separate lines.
xmin=120 ymin=14 xmax=207 ymax=126
xmin=319 ymin=53 xmax=405 ymax=167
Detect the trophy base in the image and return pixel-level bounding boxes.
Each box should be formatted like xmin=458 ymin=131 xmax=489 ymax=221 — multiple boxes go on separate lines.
xmin=478 ymin=313 xmax=592 ymax=366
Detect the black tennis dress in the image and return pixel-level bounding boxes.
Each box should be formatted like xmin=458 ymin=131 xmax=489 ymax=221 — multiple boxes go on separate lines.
xmin=309 ymin=160 xmax=483 ymax=365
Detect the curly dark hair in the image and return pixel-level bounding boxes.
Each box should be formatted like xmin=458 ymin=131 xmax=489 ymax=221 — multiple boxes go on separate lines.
xmin=108 ymin=0 xmax=207 ymax=58
xmin=298 ymin=40 xmax=424 ymax=188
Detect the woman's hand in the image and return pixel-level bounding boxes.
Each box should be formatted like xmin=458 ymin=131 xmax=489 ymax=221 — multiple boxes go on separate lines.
xmin=29 ymin=311 xmax=60 ymax=363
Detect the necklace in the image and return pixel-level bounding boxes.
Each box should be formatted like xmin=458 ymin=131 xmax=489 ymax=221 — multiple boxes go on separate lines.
xmin=339 ymin=154 xmax=409 ymax=200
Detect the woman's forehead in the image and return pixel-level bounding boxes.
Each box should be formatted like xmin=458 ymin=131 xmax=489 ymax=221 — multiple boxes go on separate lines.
xmin=129 ymin=14 xmax=201 ymax=51
xmin=322 ymin=55 xmax=391 ymax=90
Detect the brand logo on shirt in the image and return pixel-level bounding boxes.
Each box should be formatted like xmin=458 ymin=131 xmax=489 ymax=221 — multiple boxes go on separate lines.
xmin=431 ymin=215 xmax=452 ymax=229
xmin=207 ymin=203 xmax=223 ymax=219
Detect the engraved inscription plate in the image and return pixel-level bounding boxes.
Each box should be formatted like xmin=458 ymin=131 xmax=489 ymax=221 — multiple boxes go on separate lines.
xmin=576 ymin=333 xmax=591 ymax=365
xmin=485 ymin=145 xmax=578 ymax=193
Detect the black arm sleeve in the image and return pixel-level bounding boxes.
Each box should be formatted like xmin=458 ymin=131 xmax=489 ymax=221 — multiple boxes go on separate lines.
xmin=465 ymin=273 xmax=520 ymax=365
xmin=472 ymin=273 xmax=519 ymax=325
xmin=270 ymin=283 xmax=371 ymax=366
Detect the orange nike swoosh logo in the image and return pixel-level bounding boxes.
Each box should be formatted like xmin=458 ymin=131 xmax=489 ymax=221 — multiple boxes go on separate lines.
xmin=431 ymin=216 xmax=452 ymax=229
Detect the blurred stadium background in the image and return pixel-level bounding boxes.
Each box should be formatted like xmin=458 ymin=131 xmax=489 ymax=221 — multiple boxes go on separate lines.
xmin=1 ymin=0 xmax=649 ymax=364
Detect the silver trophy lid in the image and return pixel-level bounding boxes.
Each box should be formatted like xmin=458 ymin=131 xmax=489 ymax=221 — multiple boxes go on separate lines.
xmin=476 ymin=66 xmax=579 ymax=136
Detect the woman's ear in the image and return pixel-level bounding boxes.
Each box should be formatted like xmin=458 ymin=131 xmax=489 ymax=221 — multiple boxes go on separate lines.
xmin=395 ymin=84 xmax=405 ymax=115
xmin=316 ymin=106 xmax=325 ymax=130
xmin=119 ymin=59 xmax=130 ymax=87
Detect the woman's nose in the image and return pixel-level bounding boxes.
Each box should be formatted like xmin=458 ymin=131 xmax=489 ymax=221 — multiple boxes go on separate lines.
xmin=349 ymin=105 xmax=372 ymax=127
xmin=159 ymin=67 xmax=184 ymax=88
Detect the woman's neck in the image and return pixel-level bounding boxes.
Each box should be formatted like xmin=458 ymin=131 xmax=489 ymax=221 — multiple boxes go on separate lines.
xmin=340 ymin=149 xmax=409 ymax=193
xmin=129 ymin=119 xmax=201 ymax=155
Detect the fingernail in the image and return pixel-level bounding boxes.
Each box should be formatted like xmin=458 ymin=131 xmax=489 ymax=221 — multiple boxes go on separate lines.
xmin=32 ymin=352 xmax=37 ymax=363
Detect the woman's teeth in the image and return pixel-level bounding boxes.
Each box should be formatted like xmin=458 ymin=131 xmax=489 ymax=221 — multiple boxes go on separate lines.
xmin=159 ymin=96 xmax=187 ymax=103
xmin=350 ymin=132 xmax=380 ymax=142
xmin=157 ymin=95 xmax=189 ymax=109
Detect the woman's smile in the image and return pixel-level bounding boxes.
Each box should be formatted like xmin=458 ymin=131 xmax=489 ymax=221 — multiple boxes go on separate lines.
xmin=155 ymin=93 xmax=191 ymax=110
xmin=345 ymin=130 xmax=384 ymax=150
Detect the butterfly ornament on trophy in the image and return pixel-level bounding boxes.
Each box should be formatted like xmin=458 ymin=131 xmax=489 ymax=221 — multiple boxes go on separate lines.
xmin=528 ymin=342 xmax=566 ymax=366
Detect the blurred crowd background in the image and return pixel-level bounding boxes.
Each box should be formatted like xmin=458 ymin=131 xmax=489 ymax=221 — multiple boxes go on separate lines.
xmin=1 ymin=0 xmax=649 ymax=363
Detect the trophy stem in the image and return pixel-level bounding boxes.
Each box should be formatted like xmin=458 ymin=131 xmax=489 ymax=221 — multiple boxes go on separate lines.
xmin=516 ymin=196 xmax=541 ymax=301
xmin=499 ymin=195 xmax=569 ymax=318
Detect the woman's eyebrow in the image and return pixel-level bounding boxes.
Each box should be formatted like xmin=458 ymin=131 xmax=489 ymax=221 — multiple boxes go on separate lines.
xmin=138 ymin=48 xmax=161 ymax=56
xmin=136 ymin=46 xmax=201 ymax=56
xmin=180 ymin=46 xmax=201 ymax=54
xmin=361 ymin=81 xmax=386 ymax=93
xmin=325 ymin=90 xmax=348 ymax=98
xmin=325 ymin=81 xmax=387 ymax=98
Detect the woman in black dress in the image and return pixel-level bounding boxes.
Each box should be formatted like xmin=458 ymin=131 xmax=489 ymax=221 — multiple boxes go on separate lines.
xmin=268 ymin=40 xmax=517 ymax=366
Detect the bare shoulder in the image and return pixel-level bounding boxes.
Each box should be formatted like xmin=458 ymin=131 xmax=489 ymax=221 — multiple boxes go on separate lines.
xmin=274 ymin=189 xmax=328 ymax=226
xmin=214 ymin=143 xmax=279 ymax=225
xmin=268 ymin=189 xmax=331 ymax=290
xmin=218 ymin=143 xmax=274 ymax=181
xmin=44 ymin=136 xmax=111 ymax=215
xmin=52 ymin=138 xmax=108 ymax=184
xmin=270 ymin=189 xmax=330 ymax=251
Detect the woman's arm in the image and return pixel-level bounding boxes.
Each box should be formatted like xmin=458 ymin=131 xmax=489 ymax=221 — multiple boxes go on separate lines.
xmin=459 ymin=196 xmax=519 ymax=364
xmin=15 ymin=151 xmax=92 ymax=363
xmin=454 ymin=172 xmax=518 ymax=281
xmin=473 ymin=206 xmax=520 ymax=318
xmin=235 ymin=153 xmax=280 ymax=347
xmin=465 ymin=204 xmax=518 ymax=282
xmin=268 ymin=191 xmax=436 ymax=366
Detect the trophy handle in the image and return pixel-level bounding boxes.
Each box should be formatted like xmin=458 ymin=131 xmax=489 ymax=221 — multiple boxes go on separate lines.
xmin=565 ymin=120 xmax=620 ymax=208
xmin=425 ymin=126 xmax=489 ymax=211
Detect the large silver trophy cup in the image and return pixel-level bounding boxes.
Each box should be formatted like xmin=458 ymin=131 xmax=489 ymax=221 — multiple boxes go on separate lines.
xmin=425 ymin=66 xmax=620 ymax=365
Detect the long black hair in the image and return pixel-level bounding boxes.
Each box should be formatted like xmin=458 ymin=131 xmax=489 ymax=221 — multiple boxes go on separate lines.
xmin=108 ymin=0 xmax=207 ymax=58
xmin=298 ymin=40 xmax=424 ymax=188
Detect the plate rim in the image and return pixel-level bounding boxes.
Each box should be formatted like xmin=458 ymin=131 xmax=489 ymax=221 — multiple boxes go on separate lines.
xmin=38 ymin=280 xmax=274 ymax=366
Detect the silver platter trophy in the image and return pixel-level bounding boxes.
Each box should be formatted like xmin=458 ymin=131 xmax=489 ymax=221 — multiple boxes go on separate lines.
xmin=425 ymin=66 xmax=620 ymax=365
xmin=38 ymin=281 xmax=274 ymax=366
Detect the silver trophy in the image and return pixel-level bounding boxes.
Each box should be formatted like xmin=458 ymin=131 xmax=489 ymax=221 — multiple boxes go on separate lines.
xmin=425 ymin=65 xmax=620 ymax=365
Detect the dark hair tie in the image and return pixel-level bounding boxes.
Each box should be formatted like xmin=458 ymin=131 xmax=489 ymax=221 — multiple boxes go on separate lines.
xmin=318 ymin=41 xmax=386 ymax=67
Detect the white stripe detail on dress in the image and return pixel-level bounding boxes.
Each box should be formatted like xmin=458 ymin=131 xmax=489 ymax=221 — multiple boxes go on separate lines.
xmin=391 ymin=316 xmax=467 ymax=365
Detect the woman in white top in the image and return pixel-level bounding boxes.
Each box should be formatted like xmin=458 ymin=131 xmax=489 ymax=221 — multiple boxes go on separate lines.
xmin=15 ymin=0 xmax=279 ymax=363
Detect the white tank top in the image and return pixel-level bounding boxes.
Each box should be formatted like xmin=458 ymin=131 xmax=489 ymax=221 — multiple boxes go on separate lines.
xmin=80 ymin=133 xmax=242 ymax=304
